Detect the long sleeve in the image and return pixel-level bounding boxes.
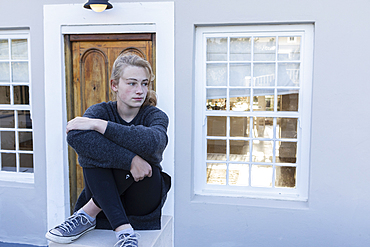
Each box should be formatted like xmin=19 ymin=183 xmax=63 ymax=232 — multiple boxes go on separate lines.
xmin=67 ymin=129 xmax=136 ymax=170
xmin=103 ymin=107 xmax=169 ymax=164
xmin=67 ymin=103 xmax=136 ymax=170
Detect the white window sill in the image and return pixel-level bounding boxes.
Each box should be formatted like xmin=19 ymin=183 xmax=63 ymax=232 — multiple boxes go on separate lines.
xmin=192 ymin=190 xmax=309 ymax=210
xmin=0 ymin=171 xmax=34 ymax=184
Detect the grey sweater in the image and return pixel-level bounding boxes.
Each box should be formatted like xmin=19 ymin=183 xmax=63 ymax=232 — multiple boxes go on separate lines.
xmin=68 ymin=101 xmax=171 ymax=230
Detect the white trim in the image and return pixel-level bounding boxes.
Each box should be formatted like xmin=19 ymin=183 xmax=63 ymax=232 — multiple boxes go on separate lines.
xmin=194 ymin=24 xmax=313 ymax=202
xmin=44 ymin=2 xmax=174 ymax=230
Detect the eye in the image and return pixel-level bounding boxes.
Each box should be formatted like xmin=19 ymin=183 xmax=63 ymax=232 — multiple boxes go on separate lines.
xmin=142 ymin=82 xmax=149 ymax=87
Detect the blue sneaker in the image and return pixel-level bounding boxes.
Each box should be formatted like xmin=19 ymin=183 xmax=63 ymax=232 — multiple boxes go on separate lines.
xmin=45 ymin=212 xmax=96 ymax=243
xmin=114 ymin=232 xmax=140 ymax=247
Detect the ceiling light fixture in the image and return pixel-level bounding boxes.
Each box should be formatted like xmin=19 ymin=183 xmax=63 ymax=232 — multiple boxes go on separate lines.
xmin=83 ymin=0 xmax=113 ymax=12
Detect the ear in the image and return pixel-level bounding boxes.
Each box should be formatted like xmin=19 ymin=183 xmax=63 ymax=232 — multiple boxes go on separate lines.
xmin=110 ymin=79 xmax=118 ymax=92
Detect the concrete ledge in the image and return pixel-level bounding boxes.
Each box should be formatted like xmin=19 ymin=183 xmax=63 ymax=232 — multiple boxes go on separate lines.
xmin=48 ymin=216 xmax=172 ymax=247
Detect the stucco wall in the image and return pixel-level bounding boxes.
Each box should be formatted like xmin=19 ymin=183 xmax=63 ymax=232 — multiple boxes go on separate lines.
xmin=174 ymin=0 xmax=370 ymax=246
xmin=0 ymin=0 xmax=370 ymax=246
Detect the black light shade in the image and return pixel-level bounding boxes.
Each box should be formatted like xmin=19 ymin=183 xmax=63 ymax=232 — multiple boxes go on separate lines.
xmin=84 ymin=0 xmax=113 ymax=10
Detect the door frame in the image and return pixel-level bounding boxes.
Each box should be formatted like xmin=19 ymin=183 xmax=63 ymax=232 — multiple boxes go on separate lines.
xmin=65 ymin=33 xmax=156 ymax=213
xmin=44 ymin=2 xmax=174 ymax=230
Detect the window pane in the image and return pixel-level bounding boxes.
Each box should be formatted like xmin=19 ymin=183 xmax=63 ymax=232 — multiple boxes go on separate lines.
xmin=206 ymin=63 xmax=227 ymax=86
xmin=207 ymin=163 xmax=226 ymax=185
xmin=0 ymin=110 xmax=14 ymax=128
xmin=275 ymin=166 xmax=296 ymax=188
xmin=14 ymin=85 xmax=29 ymax=105
xmin=277 ymin=90 xmax=299 ymax=111
xmin=12 ymin=62 xmax=29 ymax=82
xmin=0 ymin=86 xmax=10 ymax=104
xmin=251 ymin=165 xmax=272 ymax=187
xmin=230 ymin=140 xmax=249 ymax=162
xmin=19 ymin=153 xmax=33 ymax=173
xmin=206 ymin=89 xmax=226 ymax=111
xmin=276 ymin=141 xmax=297 ymax=163
xmin=253 ymin=117 xmax=273 ymax=138
xmin=1 ymin=131 xmax=15 ymax=150
xmin=207 ymin=116 xmax=226 ymax=136
xmin=11 ymin=39 xmax=28 ymax=60
xmin=278 ymin=37 xmax=301 ymax=61
xmin=230 ymin=89 xmax=250 ymax=111
xmin=0 ymin=62 xmax=10 ymax=82
xmin=254 ymin=37 xmax=276 ymax=61
xmin=253 ymin=63 xmax=275 ymax=87
xmin=229 ymin=164 xmax=249 ymax=186
xmin=252 ymin=140 xmax=273 ymax=162
xmin=278 ymin=63 xmax=300 ymax=87
xmin=230 ymin=37 xmax=251 ymax=61
xmin=207 ymin=139 xmax=226 ymax=161
xmin=253 ymin=89 xmax=274 ymax=111
xmin=207 ymin=38 xmax=227 ymax=61
xmin=0 ymin=39 xmax=9 ymax=60
xmin=230 ymin=117 xmax=249 ymax=137
xmin=277 ymin=118 xmax=298 ymax=139
xmin=18 ymin=110 xmax=32 ymax=129
xmin=229 ymin=64 xmax=251 ymax=86
xmin=1 ymin=153 xmax=16 ymax=172
xmin=19 ymin=132 xmax=33 ymax=151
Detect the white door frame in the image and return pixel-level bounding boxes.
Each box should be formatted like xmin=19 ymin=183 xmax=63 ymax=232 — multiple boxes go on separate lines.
xmin=43 ymin=2 xmax=174 ymax=229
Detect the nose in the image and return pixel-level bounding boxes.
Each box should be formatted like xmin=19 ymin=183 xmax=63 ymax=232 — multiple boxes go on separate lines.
xmin=136 ymin=84 xmax=144 ymax=94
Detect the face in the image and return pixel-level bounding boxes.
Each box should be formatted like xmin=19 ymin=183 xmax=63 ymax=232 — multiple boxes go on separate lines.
xmin=111 ymin=65 xmax=149 ymax=111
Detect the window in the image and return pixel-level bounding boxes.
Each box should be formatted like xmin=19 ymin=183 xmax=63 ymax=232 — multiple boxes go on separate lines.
xmin=0 ymin=30 xmax=33 ymax=182
xmin=194 ymin=25 xmax=313 ymax=200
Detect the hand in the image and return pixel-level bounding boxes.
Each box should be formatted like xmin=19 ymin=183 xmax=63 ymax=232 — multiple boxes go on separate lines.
xmin=130 ymin=155 xmax=152 ymax=182
xmin=66 ymin=117 xmax=107 ymax=134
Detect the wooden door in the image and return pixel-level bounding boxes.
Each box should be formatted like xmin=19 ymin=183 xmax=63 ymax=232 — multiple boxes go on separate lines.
xmin=65 ymin=34 xmax=155 ymax=212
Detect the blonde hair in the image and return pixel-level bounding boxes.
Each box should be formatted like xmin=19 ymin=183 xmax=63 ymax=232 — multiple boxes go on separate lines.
xmin=110 ymin=54 xmax=157 ymax=107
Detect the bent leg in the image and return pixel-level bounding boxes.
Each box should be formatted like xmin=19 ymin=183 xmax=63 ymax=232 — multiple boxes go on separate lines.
xmin=123 ymin=165 xmax=162 ymax=216
xmin=83 ymin=167 xmax=133 ymax=229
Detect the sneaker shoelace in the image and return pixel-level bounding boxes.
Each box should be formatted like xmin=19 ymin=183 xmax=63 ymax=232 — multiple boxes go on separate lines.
xmin=57 ymin=214 xmax=93 ymax=233
xmin=114 ymin=233 xmax=140 ymax=247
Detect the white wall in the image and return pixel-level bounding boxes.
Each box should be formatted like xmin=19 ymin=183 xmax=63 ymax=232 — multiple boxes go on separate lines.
xmin=1 ymin=0 xmax=370 ymax=246
xmin=174 ymin=0 xmax=370 ymax=246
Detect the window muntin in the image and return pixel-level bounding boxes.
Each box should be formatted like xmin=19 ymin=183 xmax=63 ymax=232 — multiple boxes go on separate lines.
xmin=0 ymin=32 xmax=33 ymax=177
xmin=195 ymin=25 xmax=313 ymax=200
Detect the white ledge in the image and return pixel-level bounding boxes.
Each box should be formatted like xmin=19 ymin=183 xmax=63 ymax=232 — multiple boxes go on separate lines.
xmin=48 ymin=216 xmax=173 ymax=247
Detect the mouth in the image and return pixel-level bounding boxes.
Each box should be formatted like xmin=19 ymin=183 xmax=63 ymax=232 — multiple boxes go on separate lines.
xmin=133 ymin=98 xmax=144 ymax=101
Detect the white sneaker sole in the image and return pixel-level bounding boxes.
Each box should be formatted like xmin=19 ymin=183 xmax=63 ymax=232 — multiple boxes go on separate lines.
xmin=45 ymin=225 xmax=96 ymax=244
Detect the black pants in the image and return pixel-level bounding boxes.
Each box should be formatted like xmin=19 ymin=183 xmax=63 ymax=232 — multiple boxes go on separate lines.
xmin=83 ymin=166 xmax=162 ymax=230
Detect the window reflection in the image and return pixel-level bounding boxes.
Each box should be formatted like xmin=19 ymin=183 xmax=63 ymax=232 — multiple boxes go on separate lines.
xmin=230 ymin=89 xmax=250 ymax=111
xmin=207 ymin=139 xmax=226 ymax=161
xmin=0 ymin=86 xmax=10 ymax=104
xmin=14 ymin=85 xmax=29 ymax=104
xmin=229 ymin=164 xmax=249 ymax=186
xmin=277 ymin=118 xmax=297 ymax=139
xmin=207 ymin=38 xmax=227 ymax=61
xmin=253 ymin=117 xmax=273 ymax=138
xmin=1 ymin=131 xmax=15 ymax=150
xmin=277 ymin=91 xmax=298 ymax=111
xmin=0 ymin=110 xmax=14 ymax=128
xmin=207 ymin=163 xmax=226 ymax=185
xmin=20 ymin=153 xmax=33 ymax=173
xmin=251 ymin=165 xmax=272 ymax=187
xmin=19 ymin=132 xmax=33 ymax=151
xmin=275 ymin=166 xmax=296 ymax=188
xmin=276 ymin=141 xmax=297 ymax=163
xmin=230 ymin=140 xmax=249 ymax=162
xmin=18 ymin=110 xmax=32 ymax=129
xmin=206 ymin=88 xmax=226 ymax=110
xmin=1 ymin=153 xmax=16 ymax=172
xmin=252 ymin=140 xmax=273 ymax=162
xmin=230 ymin=117 xmax=249 ymax=137
xmin=207 ymin=116 xmax=226 ymax=136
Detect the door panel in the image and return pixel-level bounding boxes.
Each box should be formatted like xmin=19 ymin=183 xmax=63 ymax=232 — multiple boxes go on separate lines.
xmin=66 ymin=34 xmax=154 ymax=212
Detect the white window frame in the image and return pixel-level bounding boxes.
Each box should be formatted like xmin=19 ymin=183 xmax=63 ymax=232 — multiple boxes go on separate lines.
xmin=0 ymin=30 xmax=34 ymax=183
xmin=194 ymin=24 xmax=314 ymax=201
